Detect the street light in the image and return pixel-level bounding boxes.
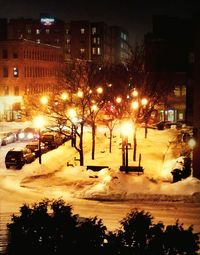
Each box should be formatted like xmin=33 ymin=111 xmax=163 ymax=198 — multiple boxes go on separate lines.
xmin=188 ymin=137 xmax=196 ymax=177
xmin=40 ymin=96 xmax=48 ymax=105
xmin=120 ymin=121 xmax=133 ymax=173
xmin=33 ymin=116 xmax=45 ymax=164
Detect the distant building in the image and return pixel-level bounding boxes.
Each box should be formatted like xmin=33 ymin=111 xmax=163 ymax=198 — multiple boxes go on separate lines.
xmin=192 ymin=13 xmax=200 ymax=179
xmin=0 ymin=39 xmax=64 ymax=121
xmin=0 ymin=19 xmax=7 ymax=41
xmin=5 ymin=16 xmax=130 ymax=64
xmin=66 ymin=20 xmax=130 ymax=64
xmin=0 ymin=16 xmax=130 ymax=120
xmin=144 ymin=15 xmax=193 ymax=122
xmin=7 ymin=16 xmax=66 ymax=47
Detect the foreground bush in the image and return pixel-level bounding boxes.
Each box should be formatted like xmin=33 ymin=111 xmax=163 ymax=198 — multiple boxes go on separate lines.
xmin=6 ymin=199 xmax=199 ymax=255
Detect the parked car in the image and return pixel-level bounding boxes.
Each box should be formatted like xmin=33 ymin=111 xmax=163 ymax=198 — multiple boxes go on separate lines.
xmin=0 ymin=132 xmax=17 ymax=146
xmin=41 ymin=132 xmax=63 ymax=149
xmin=26 ymin=141 xmax=49 ymax=157
xmin=5 ymin=147 xmax=36 ymax=169
xmin=17 ymin=127 xmax=39 ymax=141
xmin=154 ymin=121 xmax=176 ymax=130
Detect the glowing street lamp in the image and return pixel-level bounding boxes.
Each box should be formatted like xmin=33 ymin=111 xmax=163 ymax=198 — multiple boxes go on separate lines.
xmin=40 ymin=96 xmax=48 ymax=105
xmin=116 ymin=97 xmax=122 ymax=104
xmin=188 ymin=137 xmax=196 ymax=177
xmin=61 ymin=92 xmax=68 ymax=101
xmin=77 ymin=90 xmax=83 ymax=98
xmin=33 ymin=116 xmax=45 ymax=164
xmin=120 ymin=121 xmax=133 ymax=173
xmin=96 ymin=87 xmax=103 ymax=94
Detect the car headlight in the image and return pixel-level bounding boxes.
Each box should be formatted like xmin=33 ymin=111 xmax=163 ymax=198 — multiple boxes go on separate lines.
xmin=18 ymin=132 xmax=25 ymax=139
xmin=27 ymin=133 xmax=34 ymax=139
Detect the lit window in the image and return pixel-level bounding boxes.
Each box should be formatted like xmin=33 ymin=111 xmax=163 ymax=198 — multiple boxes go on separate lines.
xmin=36 ymin=39 xmax=40 ymax=44
xmin=67 ymin=39 xmax=70 ymax=44
xmin=92 ymin=47 xmax=96 ymax=54
xmin=36 ymin=29 xmax=40 ymax=34
xmin=92 ymin=27 xmax=96 ymax=34
xmin=97 ymin=37 xmax=100 ymax=44
xmin=121 ymin=32 xmax=127 ymax=41
xmin=93 ymin=37 xmax=97 ymax=43
xmin=13 ymin=67 xmax=19 ymax=77
xmin=80 ymin=28 xmax=85 ymax=34
xmin=80 ymin=48 xmax=85 ymax=53
xmin=97 ymin=47 xmax=101 ymax=55
xmin=27 ymin=29 xmax=31 ymax=34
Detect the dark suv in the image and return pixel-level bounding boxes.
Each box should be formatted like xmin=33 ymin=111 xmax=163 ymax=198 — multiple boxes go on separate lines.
xmin=5 ymin=148 xmax=35 ymax=169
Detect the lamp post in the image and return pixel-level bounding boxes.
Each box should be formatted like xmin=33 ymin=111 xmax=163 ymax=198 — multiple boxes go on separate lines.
xmin=131 ymin=100 xmax=139 ymax=161
xmin=33 ymin=116 xmax=45 ymax=164
xmin=188 ymin=137 xmax=196 ymax=177
xmin=141 ymin=98 xmax=148 ymax=139
xmin=120 ymin=121 xmax=133 ymax=173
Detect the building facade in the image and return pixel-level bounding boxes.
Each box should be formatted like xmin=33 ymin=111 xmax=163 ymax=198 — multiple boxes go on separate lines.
xmin=144 ymin=15 xmax=193 ymax=123
xmin=0 ymin=39 xmax=64 ymax=121
xmin=4 ymin=16 xmax=130 ymax=64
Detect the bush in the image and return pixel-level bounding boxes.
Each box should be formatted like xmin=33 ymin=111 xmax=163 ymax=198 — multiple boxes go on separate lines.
xmin=6 ymin=200 xmax=200 ymax=255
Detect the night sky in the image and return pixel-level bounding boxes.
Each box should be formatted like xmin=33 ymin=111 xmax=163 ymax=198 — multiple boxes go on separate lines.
xmin=0 ymin=0 xmax=199 ymax=43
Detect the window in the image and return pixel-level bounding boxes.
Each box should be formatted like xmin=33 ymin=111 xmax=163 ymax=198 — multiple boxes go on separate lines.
xmin=4 ymin=86 xmax=9 ymax=96
xmin=46 ymin=29 xmax=50 ymax=34
xmin=2 ymin=49 xmax=8 ymax=59
xmin=121 ymin=32 xmax=127 ymax=41
xmin=27 ymin=29 xmax=31 ymax=34
xmin=13 ymin=52 xmax=18 ymax=58
xmin=97 ymin=37 xmax=100 ymax=44
xmin=97 ymin=47 xmax=101 ymax=55
xmin=13 ymin=67 xmax=19 ymax=77
xmin=93 ymin=37 xmax=97 ymax=44
xmin=80 ymin=48 xmax=85 ymax=53
xmin=80 ymin=28 xmax=85 ymax=34
xmin=3 ymin=67 xmax=8 ymax=77
xmin=36 ymin=29 xmax=40 ymax=34
xmin=14 ymin=86 xmax=19 ymax=96
xmin=92 ymin=47 xmax=96 ymax=55
xmin=92 ymin=27 xmax=96 ymax=34
xmin=189 ymin=52 xmax=195 ymax=64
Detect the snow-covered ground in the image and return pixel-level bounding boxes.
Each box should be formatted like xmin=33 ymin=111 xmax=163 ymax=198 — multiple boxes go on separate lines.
xmin=0 ymin=121 xmax=200 ymax=232
xmin=0 ymin=121 xmax=200 ymax=235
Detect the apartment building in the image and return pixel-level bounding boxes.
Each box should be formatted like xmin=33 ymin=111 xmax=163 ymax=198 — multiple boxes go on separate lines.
xmin=144 ymin=15 xmax=193 ymax=123
xmin=0 ymin=39 xmax=64 ymax=121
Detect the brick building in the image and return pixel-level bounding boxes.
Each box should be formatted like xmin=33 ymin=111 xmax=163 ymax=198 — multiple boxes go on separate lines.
xmin=0 ymin=39 xmax=64 ymax=121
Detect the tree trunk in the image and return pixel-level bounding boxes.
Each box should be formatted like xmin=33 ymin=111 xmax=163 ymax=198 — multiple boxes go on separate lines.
xmin=91 ymin=122 xmax=96 ymax=160
xmin=109 ymin=128 xmax=112 ymax=153
xmin=133 ymin=128 xmax=137 ymax=161
xmin=145 ymin=121 xmax=148 ymax=139
xmin=79 ymin=122 xmax=84 ymax=166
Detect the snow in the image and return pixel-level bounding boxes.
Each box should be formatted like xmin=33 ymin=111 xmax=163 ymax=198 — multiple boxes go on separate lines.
xmin=0 ymin=121 xmax=200 ymax=229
